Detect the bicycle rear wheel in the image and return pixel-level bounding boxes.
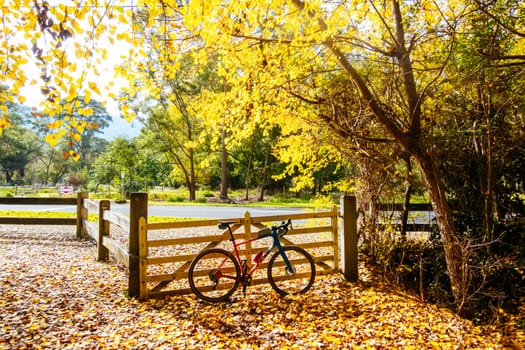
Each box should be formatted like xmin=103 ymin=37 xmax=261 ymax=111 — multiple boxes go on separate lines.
xmin=267 ymin=246 xmax=315 ymax=296
xmin=188 ymin=248 xmax=241 ymax=302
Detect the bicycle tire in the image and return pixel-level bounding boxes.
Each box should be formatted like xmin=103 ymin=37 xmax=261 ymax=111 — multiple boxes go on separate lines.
xmin=267 ymin=246 xmax=316 ymax=296
xmin=188 ymin=248 xmax=241 ymax=302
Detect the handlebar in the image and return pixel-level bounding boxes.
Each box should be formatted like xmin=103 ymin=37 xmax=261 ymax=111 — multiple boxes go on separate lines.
xmin=274 ymin=218 xmax=292 ymax=237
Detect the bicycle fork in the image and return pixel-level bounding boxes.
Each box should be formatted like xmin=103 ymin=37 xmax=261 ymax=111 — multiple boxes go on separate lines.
xmin=274 ymin=239 xmax=295 ymax=274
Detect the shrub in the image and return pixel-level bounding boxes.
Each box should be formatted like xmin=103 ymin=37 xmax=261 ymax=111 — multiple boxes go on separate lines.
xmin=167 ymin=196 xmax=184 ymax=203
xmin=203 ymin=190 xmax=214 ymax=198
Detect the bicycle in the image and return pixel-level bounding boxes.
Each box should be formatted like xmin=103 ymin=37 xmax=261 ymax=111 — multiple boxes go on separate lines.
xmin=188 ymin=219 xmax=316 ymax=302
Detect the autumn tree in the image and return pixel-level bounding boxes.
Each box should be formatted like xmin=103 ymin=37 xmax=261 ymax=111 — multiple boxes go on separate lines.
xmin=0 ymin=91 xmax=42 ymax=184
xmin=176 ymin=0 xmax=513 ymax=311
xmin=0 ymin=0 xmax=131 ymax=153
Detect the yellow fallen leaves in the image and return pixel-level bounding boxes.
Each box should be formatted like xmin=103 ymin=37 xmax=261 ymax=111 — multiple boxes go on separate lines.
xmin=0 ymin=226 xmax=521 ymax=349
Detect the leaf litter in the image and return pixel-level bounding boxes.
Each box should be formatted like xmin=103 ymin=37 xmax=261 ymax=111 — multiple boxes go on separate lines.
xmin=0 ymin=226 xmax=522 ymax=349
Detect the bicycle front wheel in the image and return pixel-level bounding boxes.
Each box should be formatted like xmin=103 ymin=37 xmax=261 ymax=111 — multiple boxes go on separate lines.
xmin=267 ymin=246 xmax=316 ymax=296
xmin=188 ymin=248 xmax=241 ymax=302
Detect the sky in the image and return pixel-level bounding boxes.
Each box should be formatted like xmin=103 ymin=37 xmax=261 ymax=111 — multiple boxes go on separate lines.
xmin=10 ymin=3 xmax=141 ymax=141
xmin=103 ymin=114 xmax=142 ymax=140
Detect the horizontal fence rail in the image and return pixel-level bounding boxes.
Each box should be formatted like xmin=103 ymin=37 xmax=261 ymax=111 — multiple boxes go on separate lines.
xmin=374 ymin=202 xmax=435 ymax=234
xmin=0 ymin=194 xmax=85 ymax=237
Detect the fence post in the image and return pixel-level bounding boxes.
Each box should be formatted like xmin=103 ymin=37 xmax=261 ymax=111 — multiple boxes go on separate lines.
xmin=331 ymin=205 xmax=340 ymax=271
xmin=97 ymin=200 xmax=110 ymax=261
xmin=243 ymin=211 xmax=253 ymax=263
xmin=129 ymin=192 xmax=148 ymax=298
xmin=138 ymin=217 xmax=148 ymax=300
xmin=340 ymin=195 xmax=358 ymax=281
xmin=76 ymin=192 xmax=88 ymax=239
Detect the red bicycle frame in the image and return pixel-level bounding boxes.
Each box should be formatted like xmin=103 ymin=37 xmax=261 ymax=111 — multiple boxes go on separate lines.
xmin=214 ymin=220 xmax=294 ymax=283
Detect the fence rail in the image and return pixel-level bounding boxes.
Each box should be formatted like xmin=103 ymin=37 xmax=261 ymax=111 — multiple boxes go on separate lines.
xmin=373 ymin=202 xmax=435 ymax=234
xmin=0 ymin=194 xmax=85 ymax=236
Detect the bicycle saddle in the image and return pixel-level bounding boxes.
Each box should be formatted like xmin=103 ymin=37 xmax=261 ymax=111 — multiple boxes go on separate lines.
xmin=218 ymin=221 xmax=238 ymax=229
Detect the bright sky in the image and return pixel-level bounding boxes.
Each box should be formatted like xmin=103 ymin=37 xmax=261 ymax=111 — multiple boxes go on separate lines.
xmin=19 ymin=61 xmax=142 ymax=140
xmin=13 ymin=2 xmax=142 ymax=140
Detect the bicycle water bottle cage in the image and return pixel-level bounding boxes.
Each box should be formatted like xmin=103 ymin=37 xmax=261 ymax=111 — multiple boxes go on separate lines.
xmin=257 ymin=227 xmax=272 ymax=239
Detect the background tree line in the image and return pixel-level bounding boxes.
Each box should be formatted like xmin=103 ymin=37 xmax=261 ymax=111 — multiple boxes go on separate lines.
xmin=0 ymin=85 xmax=342 ymax=202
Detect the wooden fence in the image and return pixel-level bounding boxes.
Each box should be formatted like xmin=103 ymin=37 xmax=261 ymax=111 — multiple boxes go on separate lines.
xmin=0 ymin=193 xmax=86 ymax=238
xmin=100 ymin=193 xmax=359 ymax=299
xmin=0 ymin=193 xmax=437 ymax=300
xmin=83 ymin=193 xmax=359 ymax=299
xmin=0 ymin=193 xmax=360 ymax=300
xmin=374 ymin=202 xmax=435 ymax=234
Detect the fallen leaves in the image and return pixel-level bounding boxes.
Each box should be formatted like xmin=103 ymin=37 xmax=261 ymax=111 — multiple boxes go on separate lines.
xmin=0 ymin=225 xmax=521 ymax=349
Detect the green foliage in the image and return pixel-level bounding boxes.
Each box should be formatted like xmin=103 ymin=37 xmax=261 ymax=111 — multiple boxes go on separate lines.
xmin=202 ymin=190 xmax=214 ymax=198
xmin=0 ymin=101 xmax=41 ymax=184
xmin=167 ymin=196 xmax=185 ymax=203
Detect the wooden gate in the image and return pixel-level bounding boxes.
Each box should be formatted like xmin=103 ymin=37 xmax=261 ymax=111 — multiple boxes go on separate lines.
xmin=137 ymin=208 xmax=340 ymax=299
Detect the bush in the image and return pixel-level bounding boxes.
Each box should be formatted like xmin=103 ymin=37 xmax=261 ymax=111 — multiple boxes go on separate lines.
xmin=150 ymin=192 xmax=168 ymax=201
xmin=202 ymin=190 xmax=214 ymax=198
xmin=369 ymin=220 xmax=525 ymax=321
xmin=167 ymin=196 xmax=184 ymax=203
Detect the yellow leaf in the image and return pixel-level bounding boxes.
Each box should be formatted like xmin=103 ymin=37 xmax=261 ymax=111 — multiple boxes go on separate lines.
xmin=88 ymin=81 xmax=100 ymax=94
xmin=44 ymin=134 xmax=58 ymax=147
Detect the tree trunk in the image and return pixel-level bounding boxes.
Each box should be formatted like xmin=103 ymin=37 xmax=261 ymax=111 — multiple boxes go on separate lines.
xmin=5 ymin=170 xmax=13 ymax=183
xmin=411 ymin=147 xmax=467 ymax=311
xmin=188 ymin=148 xmax=196 ymax=201
xmin=257 ymin=146 xmax=270 ymax=201
xmin=219 ymin=127 xmax=229 ymax=200
xmin=245 ymin=157 xmax=251 ymax=201
xmin=400 ymin=154 xmax=413 ymax=238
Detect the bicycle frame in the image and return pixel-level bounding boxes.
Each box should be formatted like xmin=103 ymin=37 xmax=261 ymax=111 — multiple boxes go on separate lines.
xmin=219 ymin=223 xmax=294 ymax=282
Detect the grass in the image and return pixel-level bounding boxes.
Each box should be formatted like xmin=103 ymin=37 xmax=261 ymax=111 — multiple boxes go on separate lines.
xmin=0 ymin=210 xmax=202 ymax=224
xmin=1 ymin=186 xmax=436 ymax=210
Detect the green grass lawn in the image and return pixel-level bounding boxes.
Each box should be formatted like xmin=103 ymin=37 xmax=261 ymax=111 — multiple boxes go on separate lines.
xmin=0 ymin=210 xmax=200 ymax=224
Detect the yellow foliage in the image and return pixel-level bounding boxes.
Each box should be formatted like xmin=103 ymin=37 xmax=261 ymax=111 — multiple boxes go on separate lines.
xmin=1 ymin=0 xmax=524 ymax=175
xmin=44 ymin=133 xmax=60 ymax=147
xmin=0 ymin=226 xmax=518 ymax=349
